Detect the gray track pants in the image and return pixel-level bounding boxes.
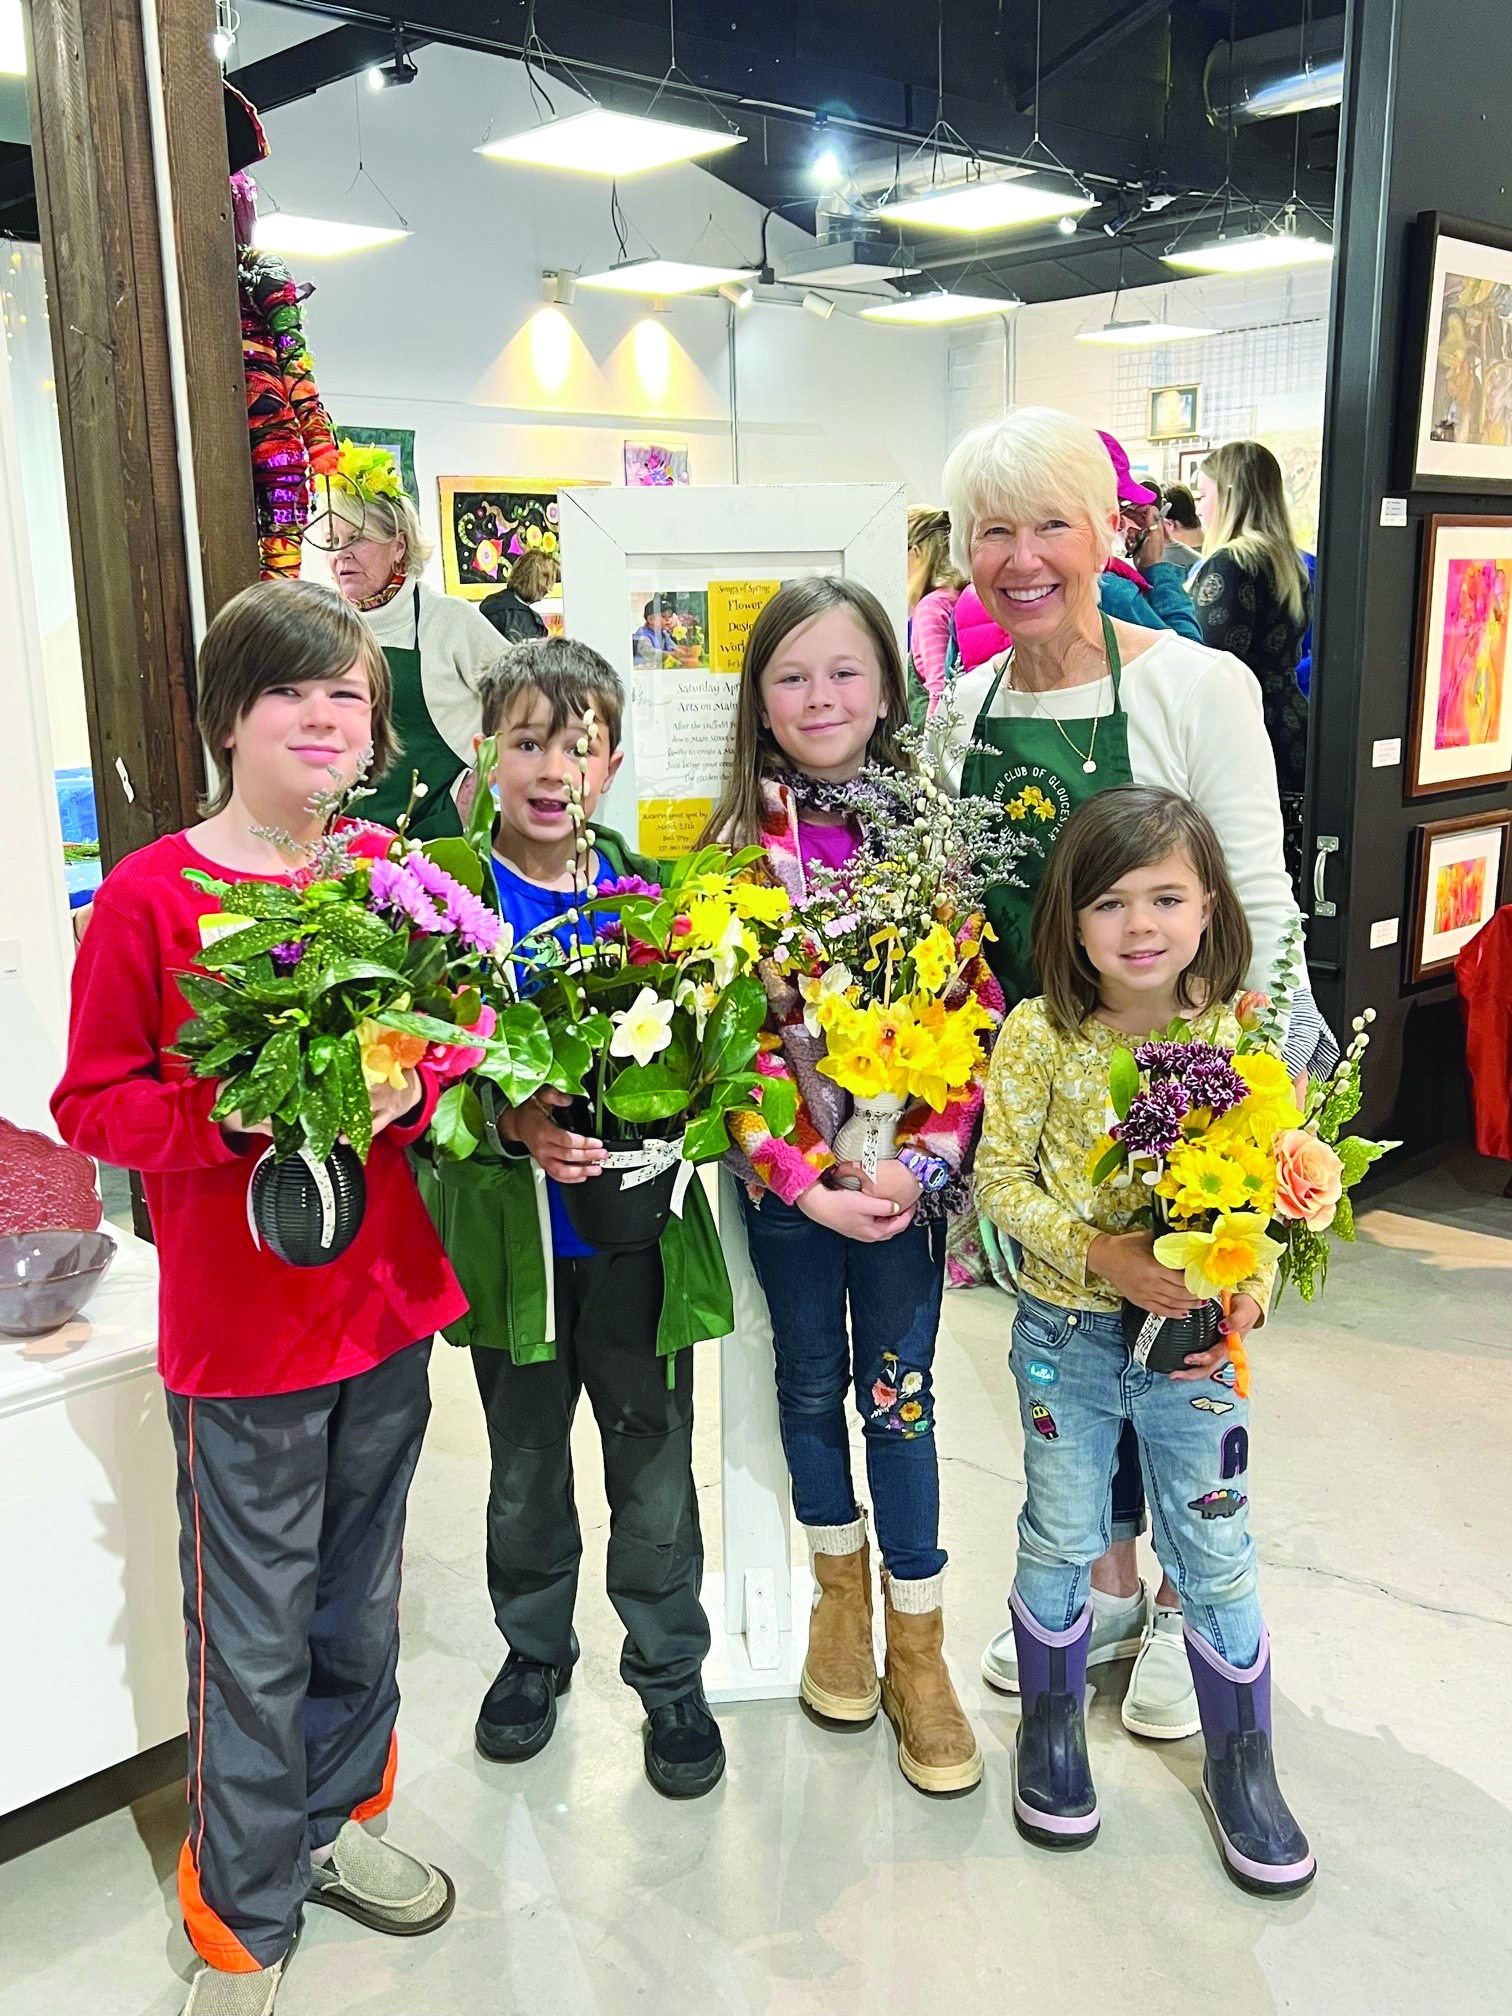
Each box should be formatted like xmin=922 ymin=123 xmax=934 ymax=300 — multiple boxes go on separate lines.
xmin=166 ymin=1340 xmax=432 ymax=1971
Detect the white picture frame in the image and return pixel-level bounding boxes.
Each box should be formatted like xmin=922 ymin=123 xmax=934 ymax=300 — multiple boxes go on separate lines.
xmin=556 ymin=482 xmax=906 ymax=1702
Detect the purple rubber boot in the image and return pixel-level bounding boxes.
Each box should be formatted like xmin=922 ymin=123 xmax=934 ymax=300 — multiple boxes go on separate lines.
xmin=1185 ymin=1625 xmax=1316 ymax=1895
xmin=1009 ymin=1590 xmax=1099 ymax=1849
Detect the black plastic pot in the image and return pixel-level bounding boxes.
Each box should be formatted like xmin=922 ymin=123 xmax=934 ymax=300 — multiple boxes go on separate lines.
xmin=1122 ymin=1296 xmax=1222 ymax=1375
xmin=249 ymin=1142 xmax=367 ymax=1267
xmin=558 ymin=1124 xmax=682 ymax=1253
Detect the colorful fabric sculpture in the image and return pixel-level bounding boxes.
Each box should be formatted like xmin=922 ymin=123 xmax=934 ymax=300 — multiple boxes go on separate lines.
xmin=232 ymin=169 xmax=340 ymax=579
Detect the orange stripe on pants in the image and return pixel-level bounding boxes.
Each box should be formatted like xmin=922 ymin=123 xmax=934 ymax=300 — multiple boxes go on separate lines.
xmin=350 ymin=1729 xmax=398 ymax=1823
xmin=177 ymin=1840 xmax=262 ymax=1974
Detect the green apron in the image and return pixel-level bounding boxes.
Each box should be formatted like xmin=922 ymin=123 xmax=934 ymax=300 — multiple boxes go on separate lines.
xmin=363 ymin=584 xmax=465 ymax=841
xmin=962 ymin=615 xmax=1133 ymax=1006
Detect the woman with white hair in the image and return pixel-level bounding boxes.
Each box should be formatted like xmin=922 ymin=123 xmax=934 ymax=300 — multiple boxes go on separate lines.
xmin=317 ymin=445 xmax=502 ymax=838
xmin=939 ymin=406 xmax=1335 ymax=1732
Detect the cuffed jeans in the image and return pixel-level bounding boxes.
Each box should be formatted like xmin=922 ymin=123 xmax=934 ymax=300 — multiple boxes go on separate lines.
xmin=739 ymin=1188 xmax=947 ymax=1582
xmin=1009 ymin=1291 xmax=1263 ymax=1665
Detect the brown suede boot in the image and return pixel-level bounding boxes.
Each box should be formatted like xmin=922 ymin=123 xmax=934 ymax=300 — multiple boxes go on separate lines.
xmin=800 ymin=1515 xmax=880 ymax=1722
xmin=881 ymin=1572 xmax=984 ymax=1794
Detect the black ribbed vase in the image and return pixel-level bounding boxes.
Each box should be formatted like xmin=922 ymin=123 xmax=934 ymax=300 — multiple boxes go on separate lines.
xmin=249 ymin=1143 xmax=367 ymax=1267
xmin=1121 ymin=1296 xmax=1222 ymax=1375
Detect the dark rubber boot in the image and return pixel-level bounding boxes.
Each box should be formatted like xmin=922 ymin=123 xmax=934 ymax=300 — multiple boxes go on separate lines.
xmin=1009 ymin=1590 xmax=1099 ymax=1849
xmin=1185 ymin=1624 xmax=1316 ymax=1896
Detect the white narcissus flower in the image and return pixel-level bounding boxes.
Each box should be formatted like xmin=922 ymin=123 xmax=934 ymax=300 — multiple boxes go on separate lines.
xmin=674 ymin=976 xmax=720 ymax=1040
xmin=799 ymin=961 xmax=853 ymax=1037
xmin=609 ymin=986 xmax=676 ymax=1068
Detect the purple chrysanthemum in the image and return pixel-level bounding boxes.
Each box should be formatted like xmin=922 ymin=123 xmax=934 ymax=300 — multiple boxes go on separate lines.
xmin=368 ymin=855 xmax=442 ymax=933
xmin=1134 ymin=1038 xmax=1245 ymax=1118
xmin=1113 ymin=1081 xmax=1189 ymax=1157
xmin=597 ymin=874 xmax=662 ymax=899
xmin=442 ymin=882 xmax=504 ymax=954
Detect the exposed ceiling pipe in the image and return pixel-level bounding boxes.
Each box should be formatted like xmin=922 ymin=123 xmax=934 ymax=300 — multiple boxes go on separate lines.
xmin=1203 ymin=14 xmax=1346 ymax=126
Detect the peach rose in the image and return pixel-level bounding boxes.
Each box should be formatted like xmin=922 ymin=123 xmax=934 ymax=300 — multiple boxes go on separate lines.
xmin=1271 ymin=1129 xmax=1343 ymax=1230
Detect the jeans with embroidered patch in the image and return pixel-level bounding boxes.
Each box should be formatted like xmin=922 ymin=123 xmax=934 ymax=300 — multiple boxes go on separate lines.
xmin=739 ymin=1188 xmax=947 ymax=1582
xmin=1009 ymin=1290 xmax=1262 ymax=1665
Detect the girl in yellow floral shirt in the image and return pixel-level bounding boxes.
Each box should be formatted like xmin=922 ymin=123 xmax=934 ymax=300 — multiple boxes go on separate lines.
xmin=976 ymin=785 xmax=1313 ymax=1897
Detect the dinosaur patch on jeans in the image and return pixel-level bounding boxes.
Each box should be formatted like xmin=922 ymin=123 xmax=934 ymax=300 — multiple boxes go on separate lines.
xmin=1188 ymin=1488 xmax=1247 ymax=1520
xmin=871 ymin=1364 xmax=931 ymax=1438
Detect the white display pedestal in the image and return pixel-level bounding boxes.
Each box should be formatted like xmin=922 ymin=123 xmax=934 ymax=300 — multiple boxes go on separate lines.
xmin=700 ymin=1172 xmax=812 ymax=1705
xmin=0 ymin=1231 xmax=183 ymax=1816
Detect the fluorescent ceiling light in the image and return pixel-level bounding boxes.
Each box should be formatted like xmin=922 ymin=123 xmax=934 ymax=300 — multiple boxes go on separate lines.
xmin=578 ymin=258 xmax=759 ymax=297
xmin=1163 ymin=230 xmax=1332 ymax=275
xmin=0 ymin=0 xmax=24 ymax=75
xmin=862 ymin=292 xmax=1019 ymax=326
xmin=1076 ymin=319 xmax=1208 ymax=347
xmin=877 ymin=175 xmax=1092 ymax=234
xmin=252 ymin=215 xmax=410 ymax=258
xmin=478 ymin=107 xmax=744 ymax=177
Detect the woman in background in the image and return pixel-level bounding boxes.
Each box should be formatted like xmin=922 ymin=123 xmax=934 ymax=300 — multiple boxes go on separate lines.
xmin=906 ymin=506 xmax=965 ymax=721
xmin=480 ymin=549 xmax=559 ymax=646
xmin=1191 ymin=443 xmax=1312 ymax=895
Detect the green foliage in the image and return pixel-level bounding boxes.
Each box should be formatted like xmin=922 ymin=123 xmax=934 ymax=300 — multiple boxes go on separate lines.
xmin=432 ymin=1081 xmax=485 ymax=1161
xmin=1108 ymin=1046 xmax=1139 ymax=1122
xmin=1089 ymin=1140 xmax=1125 ymax=1188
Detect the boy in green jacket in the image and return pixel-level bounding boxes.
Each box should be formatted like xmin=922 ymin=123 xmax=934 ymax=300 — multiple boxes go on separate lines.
xmin=417 ymin=640 xmax=730 ymax=1799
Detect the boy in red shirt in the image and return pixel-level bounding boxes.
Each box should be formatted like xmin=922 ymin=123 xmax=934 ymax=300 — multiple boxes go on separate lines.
xmin=53 ymin=580 xmax=467 ymax=2016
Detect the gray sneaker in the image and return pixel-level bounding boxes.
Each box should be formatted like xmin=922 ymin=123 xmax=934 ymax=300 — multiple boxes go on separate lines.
xmin=183 ymin=1957 xmax=284 ymax=2015
xmin=305 ymin=1821 xmax=455 ymax=1937
xmin=1121 ymin=1603 xmax=1201 ymax=1740
xmin=981 ymin=1586 xmax=1147 ymax=1695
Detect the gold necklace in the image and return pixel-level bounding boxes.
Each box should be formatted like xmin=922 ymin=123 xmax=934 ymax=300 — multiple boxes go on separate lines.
xmin=1006 ymin=650 xmax=1106 ymax=775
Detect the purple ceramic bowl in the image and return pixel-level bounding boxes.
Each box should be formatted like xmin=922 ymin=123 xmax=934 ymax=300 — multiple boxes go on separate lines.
xmin=0 ymin=1228 xmax=116 ymax=1337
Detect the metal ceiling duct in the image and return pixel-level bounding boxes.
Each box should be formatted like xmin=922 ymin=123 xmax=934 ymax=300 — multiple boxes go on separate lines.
xmin=1204 ymin=14 xmax=1346 ymax=126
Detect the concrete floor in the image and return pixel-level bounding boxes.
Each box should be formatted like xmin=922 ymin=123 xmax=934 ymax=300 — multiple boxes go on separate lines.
xmin=4 ymin=1152 xmax=1510 ymax=2016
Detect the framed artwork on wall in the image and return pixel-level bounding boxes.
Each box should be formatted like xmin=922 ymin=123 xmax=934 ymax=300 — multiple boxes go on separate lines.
xmin=1408 ymin=515 xmax=1512 ymax=795
xmin=1401 ymin=212 xmax=1512 ymax=494
xmin=1175 ymin=445 xmax=1210 ymax=489
xmin=436 ymin=477 xmax=605 ymax=600
xmin=1408 ymin=809 xmax=1512 ymax=981
xmin=337 ymin=424 xmax=417 ymax=502
xmin=623 ymin=440 xmax=690 ymax=487
xmin=1149 ymin=385 xmax=1202 ymax=441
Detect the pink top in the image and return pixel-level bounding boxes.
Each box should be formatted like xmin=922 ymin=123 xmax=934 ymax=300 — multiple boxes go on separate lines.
xmin=796 ymin=819 xmax=861 ymax=873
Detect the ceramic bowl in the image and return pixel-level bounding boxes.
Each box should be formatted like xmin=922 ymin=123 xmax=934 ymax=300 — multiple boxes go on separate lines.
xmin=0 ymin=1228 xmax=117 ymax=1337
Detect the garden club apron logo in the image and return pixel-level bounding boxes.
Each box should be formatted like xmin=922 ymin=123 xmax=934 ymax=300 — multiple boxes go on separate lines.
xmin=994 ymin=765 xmax=1074 ymax=846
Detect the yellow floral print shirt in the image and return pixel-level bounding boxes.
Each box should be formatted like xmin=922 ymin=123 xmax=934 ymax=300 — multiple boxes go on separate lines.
xmin=976 ymin=995 xmax=1274 ymax=1314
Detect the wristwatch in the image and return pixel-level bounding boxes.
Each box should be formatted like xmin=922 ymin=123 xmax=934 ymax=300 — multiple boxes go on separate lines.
xmin=897 ymin=1147 xmax=951 ymax=1194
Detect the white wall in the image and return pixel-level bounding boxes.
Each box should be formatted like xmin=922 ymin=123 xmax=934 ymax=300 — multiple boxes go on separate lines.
xmin=237 ymin=22 xmax=950 ymax=575
xmin=949 ymin=266 xmax=1331 ymax=545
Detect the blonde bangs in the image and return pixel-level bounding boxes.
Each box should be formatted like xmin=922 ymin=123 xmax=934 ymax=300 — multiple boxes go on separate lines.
xmin=943 ymin=406 xmax=1120 ymax=577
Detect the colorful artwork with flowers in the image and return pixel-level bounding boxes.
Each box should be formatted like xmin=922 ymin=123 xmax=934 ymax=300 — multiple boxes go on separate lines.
xmin=1435 ymin=557 xmax=1509 ymax=749
xmin=1433 ymin=853 xmax=1487 ymax=934
xmin=1091 ymin=937 xmax=1393 ymax=1390
xmin=623 ymin=440 xmax=690 ymax=487
xmin=438 ymin=478 xmax=605 ymax=602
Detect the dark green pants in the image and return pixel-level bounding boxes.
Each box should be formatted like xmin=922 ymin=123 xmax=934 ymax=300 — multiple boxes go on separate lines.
xmin=471 ymin=1248 xmax=709 ymax=1710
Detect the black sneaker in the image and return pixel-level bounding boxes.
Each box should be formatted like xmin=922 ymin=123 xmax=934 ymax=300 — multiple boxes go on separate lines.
xmin=643 ymin=1691 xmax=726 ymax=1799
xmin=476 ymin=1648 xmax=574 ymax=1763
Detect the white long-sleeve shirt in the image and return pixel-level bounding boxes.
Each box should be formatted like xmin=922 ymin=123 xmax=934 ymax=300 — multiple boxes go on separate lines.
xmin=940 ymin=633 xmax=1334 ymax=1076
xmin=361 ymin=581 xmax=504 ymax=769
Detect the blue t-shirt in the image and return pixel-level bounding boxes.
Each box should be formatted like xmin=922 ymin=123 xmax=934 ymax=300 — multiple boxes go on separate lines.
xmin=490 ymin=851 xmax=607 ymax=1259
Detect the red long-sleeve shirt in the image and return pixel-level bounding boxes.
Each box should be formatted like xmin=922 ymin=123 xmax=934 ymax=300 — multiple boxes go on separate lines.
xmin=51 ymin=828 xmax=467 ymax=1398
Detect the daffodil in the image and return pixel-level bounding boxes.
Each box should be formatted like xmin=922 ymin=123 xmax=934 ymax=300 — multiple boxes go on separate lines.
xmin=609 ymin=987 xmax=676 ymax=1067
xmin=799 ymin=962 xmax=854 ymax=1037
xmin=910 ymin=921 xmax=958 ymax=996
xmin=1153 ymin=1212 xmax=1283 ymax=1296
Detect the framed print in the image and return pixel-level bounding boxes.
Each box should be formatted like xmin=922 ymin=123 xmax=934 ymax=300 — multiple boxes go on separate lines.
xmin=623 ymin=440 xmax=690 ymax=487
xmin=1408 ymin=810 xmax=1512 ymax=980
xmin=1409 ymin=516 xmax=1512 ymax=795
xmin=1149 ymin=385 xmax=1201 ymax=441
xmin=1401 ymin=212 xmax=1512 ymax=493
xmin=436 ymin=477 xmax=605 ymax=600
xmin=337 ymin=424 xmax=417 ymax=502
xmin=1175 ymin=445 xmax=1210 ymax=489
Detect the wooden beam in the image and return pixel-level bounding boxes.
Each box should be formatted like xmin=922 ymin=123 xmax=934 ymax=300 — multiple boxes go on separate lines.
xmin=26 ymin=0 xmax=257 ymax=872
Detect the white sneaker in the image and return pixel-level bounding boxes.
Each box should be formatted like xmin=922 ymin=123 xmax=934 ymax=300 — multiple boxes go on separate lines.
xmin=1121 ymin=1604 xmax=1201 ymax=1740
xmin=981 ymin=1584 xmax=1147 ymax=1695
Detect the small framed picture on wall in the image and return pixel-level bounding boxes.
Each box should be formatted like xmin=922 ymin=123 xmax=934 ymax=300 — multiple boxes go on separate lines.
xmin=1400 ymin=212 xmax=1512 ymax=493
xmin=1408 ymin=809 xmax=1512 ymax=981
xmin=1408 ymin=515 xmax=1512 ymax=795
xmin=1149 ymin=385 xmax=1202 ymax=441
xmin=1176 ymin=446 xmax=1210 ymax=489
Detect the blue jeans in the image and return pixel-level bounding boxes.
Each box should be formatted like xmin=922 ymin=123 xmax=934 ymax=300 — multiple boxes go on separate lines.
xmin=1009 ymin=1291 xmax=1263 ymax=1664
xmin=739 ymin=1189 xmax=948 ymax=1582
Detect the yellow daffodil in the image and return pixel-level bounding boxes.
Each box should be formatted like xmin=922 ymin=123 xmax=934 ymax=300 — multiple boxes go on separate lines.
xmin=1153 ymin=1212 xmax=1283 ymax=1296
xmin=910 ymin=922 xmax=958 ymax=996
xmin=799 ymin=962 xmax=854 ymax=1037
xmin=609 ymin=986 xmax=676 ymax=1068
xmin=1226 ymin=1050 xmax=1304 ymax=1142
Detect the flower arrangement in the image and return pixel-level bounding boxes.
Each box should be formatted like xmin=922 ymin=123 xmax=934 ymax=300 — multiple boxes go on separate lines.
xmin=1091 ymin=985 xmax=1394 ymax=1385
xmin=772 ymin=715 xmax=1031 ymax=1125
xmin=172 ymin=768 xmax=553 ymax=1167
xmin=488 ymin=706 xmax=801 ymax=1168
